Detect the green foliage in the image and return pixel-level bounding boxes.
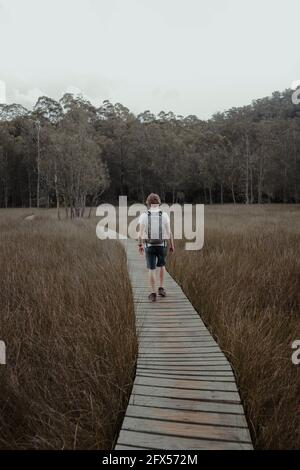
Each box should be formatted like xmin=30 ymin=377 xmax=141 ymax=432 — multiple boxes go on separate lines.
xmin=0 ymin=89 xmax=299 ymax=208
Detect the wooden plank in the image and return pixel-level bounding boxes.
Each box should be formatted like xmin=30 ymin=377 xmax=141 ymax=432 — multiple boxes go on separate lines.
xmin=137 ymin=364 xmax=232 ymax=371
xmin=137 ymin=367 xmax=233 ymax=375
xmin=114 ymin=444 xmax=148 ymax=450
xmin=122 ymin=416 xmax=251 ymax=443
xmin=139 ymin=341 xmax=221 ymax=349
xmin=139 ymin=346 xmax=220 ymax=353
xmin=135 ymin=375 xmax=238 ymax=392
xmin=137 ymin=359 xmax=229 ymax=366
xmin=139 ymin=341 xmax=216 ymax=346
xmin=137 ymin=366 xmax=233 ymax=374
xmin=139 ymin=332 xmax=212 ymax=338
xmin=139 ymin=346 xmax=225 ymax=352
xmin=136 ymin=321 xmax=204 ymax=326
xmin=137 ymin=327 xmax=209 ymax=333
xmin=136 ymin=312 xmax=199 ymax=318
xmin=137 ymin=305 xmax=197 ymax=309
xmin=136 ymin=306 xmax=196 ymax=310
xmin=138 ymin=353 xmax=226 ymax=359
xmin=135 ymin=308 xmax=201 ymax=312
xmin=139 ymin=340 xmax=217 ymax=347
xmin=138 ymin=356 xmax=228 ymax=362
xmin=136 ymin=300 xmax=195 ymax=304
xmin=136 ymin=311 xmax=200 ymax=316
xmin=139 ymin=335 xmax=214 ymax=341
xmin=136 ymin=308 xmax=198 ymax=314
xmin=136 ymin=304 xmax=197 ymax=308
xmin=129 ymin=394 xmax=245 ymax=414
xmin=139 ymin=340 xmax=219 ymax=347
xmin=137 ymin=316 xmax=199 ymax=322
xmin=132 ymin=384 xmax=241 ymax=403
xmin=137 ymin=308 xmax=197 ymax=312
xmin=138 ymin=331 xmax=211 ymax=337
xmin=137 ymin=371 xmax=235 ymax=382
xmin=137 ymin=300 xmax=194 ymax=305
xmin=137 ymin=322 xmax=208 ymax=327
xmin=138 ymin=346 xmax=224 ymax=354
xmin=118 ymin=430 xmax=253 ymax=450
xmin=138 ymin=359 xmax=227 ymax=365
xmin=126 ymin=405 xmax=248 ymax=428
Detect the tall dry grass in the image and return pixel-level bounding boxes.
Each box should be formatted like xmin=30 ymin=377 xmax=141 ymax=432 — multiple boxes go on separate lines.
xmin=0 ymin=209 xmax=137 ymax=449
xmin=168 ymin=204 xmax=300 ymax=449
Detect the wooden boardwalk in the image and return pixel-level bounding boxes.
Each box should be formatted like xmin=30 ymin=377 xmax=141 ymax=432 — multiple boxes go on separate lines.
xmin=115 ymin=239 xmax=253 ymax=450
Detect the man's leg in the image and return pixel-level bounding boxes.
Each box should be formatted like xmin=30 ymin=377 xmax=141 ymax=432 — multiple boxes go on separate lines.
xmin=158 ymin=266 xmax=165 ymax=288
xmin=145 ymin=249 xmax=157 ymax=301
xmin=157 ymin=247 xmax=167 ymax=297
xmin=149 ymin=268 xmax=156 ymax=293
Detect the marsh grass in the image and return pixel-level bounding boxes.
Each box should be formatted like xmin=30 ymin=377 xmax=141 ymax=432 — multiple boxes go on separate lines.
xmin=0 ymin=209 xmax=137 ymax=449
xmin=168 ymin=204 xmax=300 ymax=449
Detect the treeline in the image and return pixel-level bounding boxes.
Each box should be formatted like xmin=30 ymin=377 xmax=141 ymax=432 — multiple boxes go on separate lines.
xmin=0 ymin=89 xmax=299 ymax=213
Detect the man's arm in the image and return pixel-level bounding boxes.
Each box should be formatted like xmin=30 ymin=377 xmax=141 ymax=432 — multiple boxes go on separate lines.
xmin=138 ymin=220 xmax=145 ymax=254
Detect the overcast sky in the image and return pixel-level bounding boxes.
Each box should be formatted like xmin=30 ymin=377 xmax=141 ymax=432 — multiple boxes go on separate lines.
xmin=0 ymin=0 xmax=299 ymax=118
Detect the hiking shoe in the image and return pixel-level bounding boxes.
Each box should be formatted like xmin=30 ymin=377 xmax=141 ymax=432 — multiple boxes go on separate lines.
xmin=158 ymin=287 xmax=166 ymax=297
xmin=148 ymin=292 xmax=157 ymax=302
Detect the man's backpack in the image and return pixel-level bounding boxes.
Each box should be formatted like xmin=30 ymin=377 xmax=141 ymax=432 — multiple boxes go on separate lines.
xmin=147 ymin=210 xmax=164 ymax=245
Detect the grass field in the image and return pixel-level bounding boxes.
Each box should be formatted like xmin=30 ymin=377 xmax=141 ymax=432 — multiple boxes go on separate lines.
xmin=0 ymin=209 xmax=137 ymax=449
xmin=1 ymin=205 xmax=299 ymax=450
xmin=168 ymin=204 xmax=300 ymax=449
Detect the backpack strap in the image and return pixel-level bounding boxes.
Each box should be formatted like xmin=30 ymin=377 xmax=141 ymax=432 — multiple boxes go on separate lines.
xmin=147 ymin=210 xmax=151 ymax=243
xmin=158 ymin=211 xmax=162 ymax=242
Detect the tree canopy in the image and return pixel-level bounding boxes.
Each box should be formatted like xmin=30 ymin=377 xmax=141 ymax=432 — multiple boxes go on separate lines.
xmin=0 ymin=88 xmax=299 ymax=212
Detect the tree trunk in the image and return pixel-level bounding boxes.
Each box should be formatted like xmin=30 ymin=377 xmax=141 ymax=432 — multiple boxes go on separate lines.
xmin=293 ymin=127 xmax=299 ymax=202
xmin=28 ymin=171 xmax=32 ymax=208
xmin=250 ymin=163 xmax=254 ymax=203
xmin=36 ymin=122 xmax=41 ymax=208
xmin=80 ymin=195 xmax=86 ymax=217
xmin=88 ymin=195 xmax=97 ymax=218
xmin=245 ymin=135 xmax=250 ymax=204
xmin=231 ymin=182 xmax=236 ymax=204
xmin=209 ymin=186 xmax=213 ymax=204
xmin=139 ymin=164 xmax=144 ymax=202
xmin=257 ymin=153 xmax=264 ymax=204
xmin=4 ymin=186 xmax=8 ymax=208
xmin=203 ymin=186 xmax=207 ymax=204
xmin=283 ymin=166 xmax=288 ymax=203
xmin=54 ymin=169 xmax=60 ymax=220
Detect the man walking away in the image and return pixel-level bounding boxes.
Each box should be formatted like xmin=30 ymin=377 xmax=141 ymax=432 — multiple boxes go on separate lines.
xmin=138 ymin=193 xmax=174 ymax=302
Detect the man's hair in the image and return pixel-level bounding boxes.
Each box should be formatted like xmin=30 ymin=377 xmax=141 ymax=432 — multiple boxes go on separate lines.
xmin=146 ymin=193 xmax=161 ymax=207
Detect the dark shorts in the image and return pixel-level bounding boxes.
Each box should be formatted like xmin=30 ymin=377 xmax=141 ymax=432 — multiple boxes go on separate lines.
xmin=145 ymin=245 xmax=167 ymax=270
